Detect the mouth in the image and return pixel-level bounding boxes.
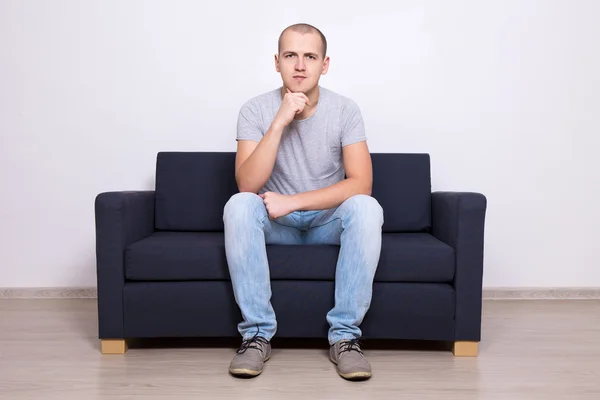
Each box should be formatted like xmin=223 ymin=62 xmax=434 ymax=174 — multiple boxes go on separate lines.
xmin=293 ymin=76 xmax=306 ymax=81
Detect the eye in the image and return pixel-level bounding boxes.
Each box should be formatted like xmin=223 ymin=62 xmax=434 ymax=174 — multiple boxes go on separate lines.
xmin=285 ymin=54 xmax=295 ymax=58
xmin=308 ymin=55 xmax=316 ymax=60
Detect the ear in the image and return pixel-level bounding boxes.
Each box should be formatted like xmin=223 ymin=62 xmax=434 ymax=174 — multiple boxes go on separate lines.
xmin=321 ymin=56 xmax=330 ymax=75
xmin=274 ymin=54 xmax=280 ymax=73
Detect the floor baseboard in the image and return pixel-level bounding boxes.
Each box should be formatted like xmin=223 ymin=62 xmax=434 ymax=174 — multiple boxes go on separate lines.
xmin=0 ymin=287 xmax=599 ymax=300
xmin=0 ymin=287 xmax=97 ymax=299
xmin=483 ymin=287 xmax=600 ymax=300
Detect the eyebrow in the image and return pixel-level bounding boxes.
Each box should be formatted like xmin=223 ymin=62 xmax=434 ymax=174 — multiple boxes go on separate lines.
xmin=283 ymin=51 xmax=319 ymax=58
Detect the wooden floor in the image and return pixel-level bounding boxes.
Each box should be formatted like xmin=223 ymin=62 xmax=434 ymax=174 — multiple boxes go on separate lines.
xmin=0 ymin=299 xmax=599 ymax=399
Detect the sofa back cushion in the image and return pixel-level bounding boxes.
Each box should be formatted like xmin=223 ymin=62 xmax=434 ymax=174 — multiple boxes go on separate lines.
xmin=155 ymin=152 xmax=238 ymax=231
xmin=154 ymin=152 xmax=431 ymax=232
xmin=372 ymin=153 xmax=431 ymax=232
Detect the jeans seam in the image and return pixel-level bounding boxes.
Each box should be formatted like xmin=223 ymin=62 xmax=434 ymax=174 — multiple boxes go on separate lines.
xmin=257 ymin=209 xmax=269 ymax=229
xmin=309 ymin=216 xmax=344 ymax=234
xmin=272 ymin=218 xmax=303 ymax=231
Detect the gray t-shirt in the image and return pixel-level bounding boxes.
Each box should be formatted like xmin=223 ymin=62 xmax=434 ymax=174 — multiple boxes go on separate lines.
xmin=236 ymin=86 xmax=367 ymax=195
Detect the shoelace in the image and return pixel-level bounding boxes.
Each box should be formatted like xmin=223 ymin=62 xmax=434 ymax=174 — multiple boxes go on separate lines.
xmin=236 ymin=325 xmax=269 ymax=354
xmin=339 ymin=339 xmax=364 ymax=355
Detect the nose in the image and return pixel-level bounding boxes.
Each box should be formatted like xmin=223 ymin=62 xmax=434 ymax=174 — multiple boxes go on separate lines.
xmin=295 ymin=58 xmax=306 ymax=71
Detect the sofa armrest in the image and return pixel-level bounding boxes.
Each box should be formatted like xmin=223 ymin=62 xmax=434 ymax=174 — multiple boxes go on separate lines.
xmin=95 ymin=190 xmax=155 ymax=338
xmin=431 ymin=191 xmax=487 ymax=341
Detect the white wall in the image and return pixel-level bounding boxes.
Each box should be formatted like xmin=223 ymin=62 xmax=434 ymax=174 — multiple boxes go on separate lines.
xmin=1 ymin=0 xmax=599 ymax=288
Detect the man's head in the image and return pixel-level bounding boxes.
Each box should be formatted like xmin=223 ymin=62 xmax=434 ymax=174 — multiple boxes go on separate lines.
xmin=275 ymin=23 xmax=330 ymax=94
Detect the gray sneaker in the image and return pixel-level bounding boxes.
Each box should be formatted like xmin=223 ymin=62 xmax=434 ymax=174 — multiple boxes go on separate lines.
xmin=329 ymin=339 xmax=372 ymax=381
xmin=229 ymin=335 xmax=271 ymax=378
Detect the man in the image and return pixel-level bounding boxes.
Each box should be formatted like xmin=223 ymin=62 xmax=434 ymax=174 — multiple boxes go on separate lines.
xmin=223 ymin=23 xmax=384 ymax=381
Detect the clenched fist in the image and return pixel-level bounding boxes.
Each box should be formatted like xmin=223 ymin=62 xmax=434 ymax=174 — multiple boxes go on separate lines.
xmin=259 ymin=191 xmax=299 ymax=219
xmin=273 ymin=88 xmax=311 ymax=128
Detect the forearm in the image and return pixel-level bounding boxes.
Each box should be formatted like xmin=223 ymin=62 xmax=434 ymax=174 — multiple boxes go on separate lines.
xmin=236 ymin=123 xmax=284 ymax=193
xmin=291 ymin=178 xmax=371 ymax=211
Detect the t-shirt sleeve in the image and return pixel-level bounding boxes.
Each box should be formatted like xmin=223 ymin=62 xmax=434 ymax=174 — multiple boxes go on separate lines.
xmin=236 ymin=101 xmax=264 ymax=142
xmin=341 ymin=101 xmax=367 ymax=147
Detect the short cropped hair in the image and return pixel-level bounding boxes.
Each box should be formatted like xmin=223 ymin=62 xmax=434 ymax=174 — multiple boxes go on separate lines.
xmin=278 ymin=23 xmax=327 ymax=58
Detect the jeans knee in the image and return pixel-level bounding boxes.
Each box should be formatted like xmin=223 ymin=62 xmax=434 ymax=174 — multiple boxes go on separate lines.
xmin=342 ymin=195 xmax=384 ymax=226
xmin=223 ymin=192 xmax=264 ymax=223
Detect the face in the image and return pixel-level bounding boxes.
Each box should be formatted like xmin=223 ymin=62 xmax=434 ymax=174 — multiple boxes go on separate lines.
xmin=275 ymin=30 xmax=329 ymax=94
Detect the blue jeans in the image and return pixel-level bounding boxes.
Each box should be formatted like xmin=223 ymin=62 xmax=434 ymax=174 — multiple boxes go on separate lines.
xmin=223 ymin=192 xmax=384 ymax=345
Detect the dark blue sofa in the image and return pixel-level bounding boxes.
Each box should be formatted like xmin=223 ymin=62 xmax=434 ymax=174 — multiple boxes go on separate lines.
xmin=95 ymin=152 xmax=487 ymax=356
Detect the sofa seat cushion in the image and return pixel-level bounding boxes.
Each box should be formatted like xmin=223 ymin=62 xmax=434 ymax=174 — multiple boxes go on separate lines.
xmin=125 ymin=232 xmax=455 ymax=283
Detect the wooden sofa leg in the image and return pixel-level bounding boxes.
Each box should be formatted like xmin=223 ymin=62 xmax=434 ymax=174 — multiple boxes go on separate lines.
xmin=101 ymin=339 xmax=128 ymax=354
xmin=453 ymin=341 xmax=478 ymax=357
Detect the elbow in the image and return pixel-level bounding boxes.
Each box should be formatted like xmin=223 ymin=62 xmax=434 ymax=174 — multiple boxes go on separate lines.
xmin=237 ymin=182 xmax=256 ymax=194
xmin=350 ymin=177 xmax=371 ymax=196
xmin=357 ymin=182 xmax=372 ymax=197
xmin=236 ymin=176 xmax=259 ymax=194
xmin=235 ymin=176 xmax=249 ymax=193
xmin=360 ymin=178 xmax=372 ymax=196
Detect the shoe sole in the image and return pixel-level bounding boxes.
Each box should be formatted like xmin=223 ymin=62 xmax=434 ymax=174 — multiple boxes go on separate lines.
xmin=338 ymin=371 xmax=372 ymax=380
xmin=329 ymin=356 xmax=372 ymax=381
xmin=229 ymin=355 xmax=270 ymax=378
xmin=229 ymin=368 xmax=263 ymax=377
